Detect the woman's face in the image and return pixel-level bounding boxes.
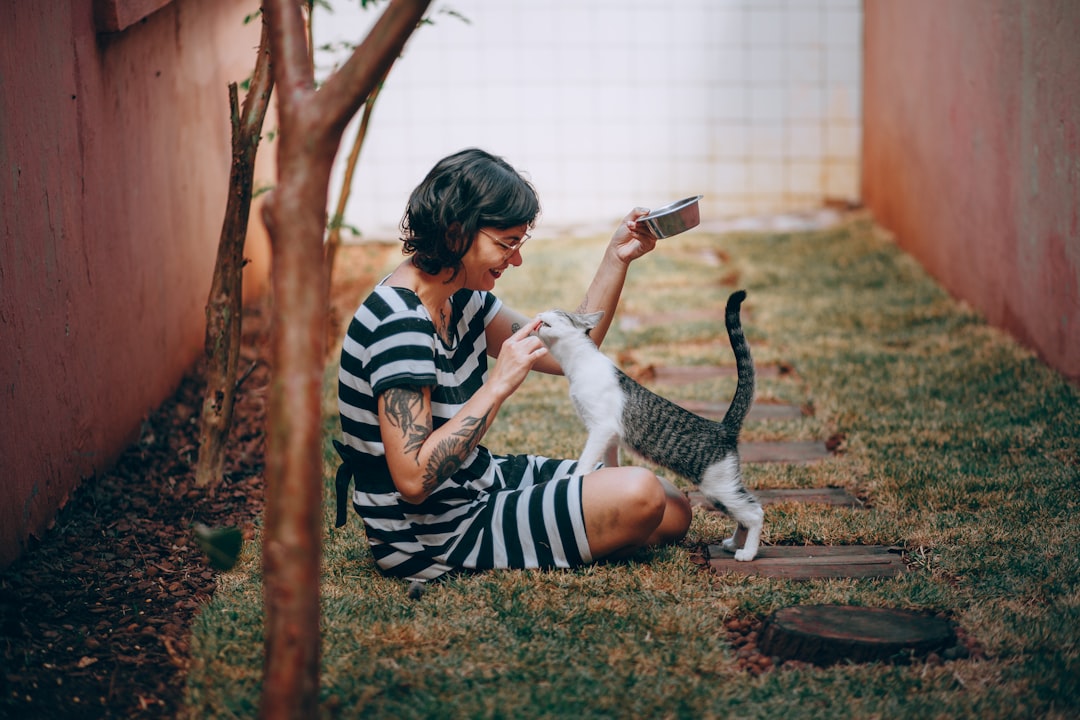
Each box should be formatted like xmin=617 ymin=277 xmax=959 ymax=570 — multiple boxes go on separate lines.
xmin=460 ymin=224 xmax=530 ymax=291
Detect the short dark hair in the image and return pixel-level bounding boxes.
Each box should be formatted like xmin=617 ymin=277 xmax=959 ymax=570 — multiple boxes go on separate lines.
xmin=400 ymin=148 xmax=540 ymax=276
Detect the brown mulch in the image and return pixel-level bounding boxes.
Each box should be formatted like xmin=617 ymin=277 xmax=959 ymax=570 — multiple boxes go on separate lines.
xmin=0 ymin=244 xmax=395 ymax=719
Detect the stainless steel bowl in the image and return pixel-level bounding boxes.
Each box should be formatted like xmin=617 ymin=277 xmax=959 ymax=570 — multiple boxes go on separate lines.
xmin=638 ymin=195 xmax=702 ymax=238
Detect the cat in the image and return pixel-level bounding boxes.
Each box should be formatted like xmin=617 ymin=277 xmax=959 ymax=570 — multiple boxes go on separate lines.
xmin=535 ymin=290 xmax=763 ymax=561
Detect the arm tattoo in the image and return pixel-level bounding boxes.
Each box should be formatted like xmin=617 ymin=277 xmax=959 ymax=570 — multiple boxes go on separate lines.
xmin=511 ymin=321 xmax=521 ymax=333
xmin=382 ymin=387 xmax=431 ymax=459
xmin=422 ymin=409 xmax=491 ymax=492
xmin=575 ymin=293 xmax=591 ymax=313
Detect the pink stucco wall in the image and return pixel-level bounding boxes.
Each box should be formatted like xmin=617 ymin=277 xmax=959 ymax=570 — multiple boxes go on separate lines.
xmin=0 ymin=0 xmax=271 ymax=566
xmin=862 ymin=0 xmax=1079 ymax=382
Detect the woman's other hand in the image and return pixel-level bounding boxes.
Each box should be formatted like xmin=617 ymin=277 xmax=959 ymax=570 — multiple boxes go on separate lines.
xmin=609 ymin=207 xmax=657 ymax=264
xmin=488 ymin=317 xmax=548 ymax=397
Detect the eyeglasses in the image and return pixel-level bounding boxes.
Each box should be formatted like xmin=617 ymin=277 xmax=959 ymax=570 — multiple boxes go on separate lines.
xmin=478 ymin=228 xmax=531 ymax=257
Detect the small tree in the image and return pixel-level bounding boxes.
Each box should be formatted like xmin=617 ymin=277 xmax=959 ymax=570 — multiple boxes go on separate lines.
xmin=257 ymin=1 xmax=431 ymax=717
xmin=195 ymin=12 xmax=274 ymax=488
xmin=323 ymin=65 xmax=386 ymax=297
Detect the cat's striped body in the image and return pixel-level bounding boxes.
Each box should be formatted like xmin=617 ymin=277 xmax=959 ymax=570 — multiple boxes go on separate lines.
xmin=537 ymin=291 xmax=763 ymax=561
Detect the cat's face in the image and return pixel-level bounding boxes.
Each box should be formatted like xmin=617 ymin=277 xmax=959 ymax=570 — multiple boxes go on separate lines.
xmin=535 ymin=310 xmax=604 ymax=348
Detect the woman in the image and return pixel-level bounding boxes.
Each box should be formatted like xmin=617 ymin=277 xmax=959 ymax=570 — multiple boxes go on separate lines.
xmin=335 ymin=148 xmax=691 ymax=582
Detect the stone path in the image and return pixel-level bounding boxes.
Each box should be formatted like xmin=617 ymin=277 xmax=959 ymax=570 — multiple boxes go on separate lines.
xmin=649 ymin=363 xmax=787 ymax=383
xmin=677 ymin=399 xmax=805 ymax=422
xmin=688 ymin=487 xmax=862 ymax=510
xmin=705 ymin=545 xmax=907 ymax=580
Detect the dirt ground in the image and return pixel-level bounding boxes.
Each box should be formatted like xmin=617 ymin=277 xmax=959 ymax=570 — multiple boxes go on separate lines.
xmin=0 ymin=243 xmax=396 ymax=719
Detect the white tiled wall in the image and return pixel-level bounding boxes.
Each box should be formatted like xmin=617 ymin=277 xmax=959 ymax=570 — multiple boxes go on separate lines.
xmin=314 ymin=0 xmax=862 ymax=239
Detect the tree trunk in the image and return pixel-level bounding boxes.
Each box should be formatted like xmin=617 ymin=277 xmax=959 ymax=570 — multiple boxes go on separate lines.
xmin=257 ymin=2 xmax=431 ymax=718
xmin=195 ymin=15 xmax=274 ymax=488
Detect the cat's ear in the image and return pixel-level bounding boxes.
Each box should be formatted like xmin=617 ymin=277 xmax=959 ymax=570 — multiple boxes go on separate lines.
xmin=582 ymin=311 xmax=605 ymax=332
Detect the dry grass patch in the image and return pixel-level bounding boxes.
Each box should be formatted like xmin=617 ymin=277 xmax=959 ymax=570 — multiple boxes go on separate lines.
xmin=184 ymin=219 xmax=1079 ymax=719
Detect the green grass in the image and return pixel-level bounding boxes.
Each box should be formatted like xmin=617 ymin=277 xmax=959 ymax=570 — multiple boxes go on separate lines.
xmin=183 ymin=216 xmax=1080 ymax=719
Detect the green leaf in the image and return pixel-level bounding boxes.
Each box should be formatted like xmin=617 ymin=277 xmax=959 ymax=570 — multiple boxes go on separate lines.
xmin=193 ymin=523 xmax=244 ymax=571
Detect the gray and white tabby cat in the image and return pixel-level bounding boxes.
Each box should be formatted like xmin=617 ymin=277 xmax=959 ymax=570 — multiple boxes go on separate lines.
xmin=536 ymin=290 xmax=763 ymax=561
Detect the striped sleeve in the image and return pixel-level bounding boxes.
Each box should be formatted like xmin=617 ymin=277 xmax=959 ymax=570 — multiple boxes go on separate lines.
xmin=367 ymin=312 xmax=437 ymax=395
xmin=338 ymin=286 xmax=438 ymax=455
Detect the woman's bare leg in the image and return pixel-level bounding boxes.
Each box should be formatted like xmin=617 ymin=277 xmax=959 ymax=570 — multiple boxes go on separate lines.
xmin=580 ymin=466 xmax=691 ymax=561
xmin=650 ymin=475 xmax=693 ymax=546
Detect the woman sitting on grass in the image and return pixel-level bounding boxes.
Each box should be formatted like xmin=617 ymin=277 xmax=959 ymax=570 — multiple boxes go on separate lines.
xmin=334 ymin=147 xmax=691 ymax=582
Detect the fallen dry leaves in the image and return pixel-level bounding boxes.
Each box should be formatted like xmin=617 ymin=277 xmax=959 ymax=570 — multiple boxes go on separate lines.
xmin=1 ymin=244 xmax=395 ymax=719
xmin=0 ymin=301 xmax=271 ymax=718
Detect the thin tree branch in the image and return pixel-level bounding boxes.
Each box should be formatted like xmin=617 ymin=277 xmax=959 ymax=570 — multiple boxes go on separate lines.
xmin=242 ymin=14 xmax=275 ymax=136
xmin=314 ymin=0 xmax=427 ymax=139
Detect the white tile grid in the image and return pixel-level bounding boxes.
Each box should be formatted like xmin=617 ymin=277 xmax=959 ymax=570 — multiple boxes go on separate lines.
xmin=316 ymin=0 xmax=862 ymax=239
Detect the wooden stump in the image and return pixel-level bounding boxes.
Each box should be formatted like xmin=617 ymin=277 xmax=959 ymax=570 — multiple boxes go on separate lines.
xmin=759 ymin=605 xmax=955 ymax=666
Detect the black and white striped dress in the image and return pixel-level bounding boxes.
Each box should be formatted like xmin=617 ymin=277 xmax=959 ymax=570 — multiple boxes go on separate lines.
xmin=336 ymin=284 xmax=593 ymax=581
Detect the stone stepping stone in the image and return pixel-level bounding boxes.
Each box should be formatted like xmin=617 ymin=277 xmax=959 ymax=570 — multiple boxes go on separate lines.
xmin=705 ymin=545 xmax=907 ymax=580
xmin=677 ymin=399 xmax=805 ymax=421
xmin=619 ymin=308 xmax=722 ymax=331
xmin=688 ymin=487 xmax=862 ymax=510
xmin=648 ymin=364 xmax=785 ymax=384
xmin=759 ymin=605 xmax=956 ymax=666
xmin=741 ymin=441 xmax=832 ymax=464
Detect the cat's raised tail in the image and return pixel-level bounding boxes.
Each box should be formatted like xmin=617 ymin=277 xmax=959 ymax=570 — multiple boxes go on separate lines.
xmin=720 ymin=290 xmax=755 ymax=443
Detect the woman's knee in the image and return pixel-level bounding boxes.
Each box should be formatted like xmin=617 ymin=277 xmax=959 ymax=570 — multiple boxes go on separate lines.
xmin=658 ymin=487 xmax=693 ymax=543
xmin=621 ymin=467 xmax=668 ymax=526
xmin=581 ymin=467 xmax=667 ymax=555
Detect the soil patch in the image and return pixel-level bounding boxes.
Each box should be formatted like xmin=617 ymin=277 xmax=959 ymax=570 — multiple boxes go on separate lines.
xmin=0 ymin=243 xmax=395 ymax=719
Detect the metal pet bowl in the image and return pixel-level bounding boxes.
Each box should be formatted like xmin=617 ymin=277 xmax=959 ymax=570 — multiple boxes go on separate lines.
xmin=638 ymin=195 xmax=702 ymax=239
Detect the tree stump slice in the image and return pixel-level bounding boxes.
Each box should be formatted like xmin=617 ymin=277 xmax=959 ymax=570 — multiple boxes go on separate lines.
xmin=759 ymin=605 xmax=955 ymax=666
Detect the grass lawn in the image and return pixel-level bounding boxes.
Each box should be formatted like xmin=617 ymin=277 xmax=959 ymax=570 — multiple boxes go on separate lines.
xmin=183 ymin=215 xmax=1080 ymax=719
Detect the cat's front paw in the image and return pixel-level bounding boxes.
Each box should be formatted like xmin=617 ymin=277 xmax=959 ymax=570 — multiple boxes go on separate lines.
xmin=721 ymin=537 xmax=738 ymax=553
xmin=733 ymin=547 xmax=757 ymax=562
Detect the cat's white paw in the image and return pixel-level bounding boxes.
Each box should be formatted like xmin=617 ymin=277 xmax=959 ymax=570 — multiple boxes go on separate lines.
xmin=721 ymin=528 xmax=758 ymax=561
